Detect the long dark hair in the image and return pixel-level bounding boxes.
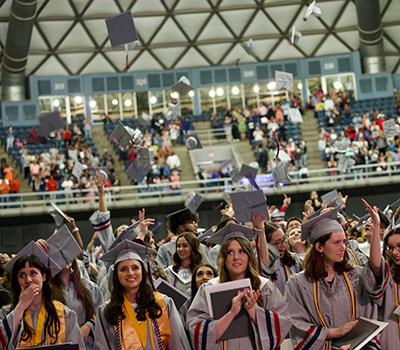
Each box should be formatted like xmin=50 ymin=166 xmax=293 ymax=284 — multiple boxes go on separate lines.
xmin=51 ymin=259 xmax=95 ymax=324
xmin=190 ymin=264 xmax=218 ymax=302
xmin=304 ymin=233 xmax=352 ymax=281
xmin=172 ymin=232 xmax=203 ymax=273
xmin=11 ymin=255 xmax=60 ymax=345
xmin=264 ymin=222 xmax=296 ymax=267
xmin=218 ymin=237 xmax=262 ymax=306
xmin=383 ymin=227 xmax=400 ymax=282
xmin=104 ymin=260 xmax=162 ymax=326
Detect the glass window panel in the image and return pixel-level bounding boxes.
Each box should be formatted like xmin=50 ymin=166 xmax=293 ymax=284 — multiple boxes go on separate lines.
xmin=149 ymin=90 xmax=164 ymax=115
xmin=229 ymin=85 xmax=243 ymax=109
xmin=106 ymin=93 xmax=121 ymax=119
xmin=39 ymin=97 xmax=52 ymax=113
xmin=51 ymin=97 xmax=67 ymax=118
xmin=90 ymin=94 xmax=105 ymax=120
xmin=199 ymin=87 xmax=214 ymax=114
xmin=243 ymin=83 xmax=258 ymax=108
xmin=215 ymin=86 xmax=227 ymax=113
xmin=325 ymin=74 xmax=356 ymax=99
xmin=70 ymin=95 xmax=85 ymax=116
xmin=122 ymin=92 xmax=135 ymax=119
xmin=306 ymin=78 xmax=322 ymax=98
xmin=166 ymin=89 xmax=193 ymax=116
xmin=136 ymin=91 xmax=149 ymax=115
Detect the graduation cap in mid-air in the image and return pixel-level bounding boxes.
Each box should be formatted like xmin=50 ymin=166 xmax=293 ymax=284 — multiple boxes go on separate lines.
xmin=290 ymin=25 xmax=302 ymax=45
xmin=105 ymin=11 xmax=140 ymax=67
xmin=38 ymin=112 xmax=65 ymax=137
xmin=303 ymin=0 xmax=322 ymax=21
xmin=275 ymin=71 xmax=294 ymax=92
xmin=239 ymin=39 xmax=257 ymax=60
xmin=170 ymin=76 xmax=193 ymax=97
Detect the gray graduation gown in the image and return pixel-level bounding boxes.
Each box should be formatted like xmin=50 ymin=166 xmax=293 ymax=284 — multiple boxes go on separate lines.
xmin=376 ymin=270 xmax=400 ymax=350
xmin=163 ymin=266 xmax=192 ymax=297
xmin=186 ymin=276 xmax=292 ymax=350
xmin=284 ymin=260 xmax=388 ymax=349
xmin=0 ymin=304 xmax=85 ymax=349
xmin=94 ymin=295 xmax=190 ymax=350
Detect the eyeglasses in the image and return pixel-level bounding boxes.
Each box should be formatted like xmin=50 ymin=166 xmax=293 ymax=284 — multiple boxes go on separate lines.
xmin=386 ymin=246 xmax=400 ymax=254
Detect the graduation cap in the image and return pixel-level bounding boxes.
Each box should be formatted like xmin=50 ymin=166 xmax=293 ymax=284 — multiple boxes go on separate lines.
xmin=110 ymin=121 xmax=142 ymax=149
xmin=301 ymin=207 xmax=343 ymax=243
xmin=239 ymin=39 xmax=257 ymax=59
xmin=109 ymin=221 xmax=141 ymax=250
xmin=303 ymin=0 xmax=322 ymax=21
xmin=5 ymin=241 xmax=62 ymax=277
xmin=167 ymin=207 xmax=197 ymax=235
xmin=290 ymin=25 xmax=302 ymax=45
xmin=184 ymin=192 xmax=203 ymax=213
xmin=170 ymin=76 xmax=193 ymax=96
xmin=49 ymin=202 xmax=69 ymax=228
xmin=383 ymin=119 xmax=399 ymax=139
xmin=271 ymin=160 xmax=291 ymax=188
xmin=383 ymin=198 xmax=400 ymax=221
xmin=230 ymin=190 xmax=269 ymax=223
xmin=47 ymin=224 xmax=82 ymax=269
xmin=38 ymin=112 xmax=65 ymax=137
xmin=197 ymin=227 xmax=215 ymax=243
xmin=95 ymin=168 xmax=109 ymax=182
xmin=135 ymin=147 xmax=151 ymax=168
xmin=184 ymin=132 xmax=202 ymax=150
xmin=321 ymin=190 xmax=344 ymax=208
xmin=337 ymin=154 xmax=356 ymax=173
xmin=126 ymin=161 xmax=151 ymax=183
xmin=206 ymin=222 xmax=260 ymax=245
xmin=101 ymin=239 xmax=156 ymax=267
xmin=275 ymin=71 xmax=294 ymax=92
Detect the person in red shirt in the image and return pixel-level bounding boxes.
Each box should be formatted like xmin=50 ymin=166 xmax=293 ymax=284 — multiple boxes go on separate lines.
xmin=9 ymin=178 xmax=20 ymax=193
xmin=45 ymin=175 xmax=58 ymax=192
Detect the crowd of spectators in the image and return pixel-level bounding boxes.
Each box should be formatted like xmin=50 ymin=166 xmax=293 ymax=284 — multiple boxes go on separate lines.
xmin=312 ymin=90 xmax=400 ymax=176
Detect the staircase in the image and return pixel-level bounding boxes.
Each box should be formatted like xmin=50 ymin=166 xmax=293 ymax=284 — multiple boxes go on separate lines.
xmin=0 ymin=146 xmax=31 ymax=192
xmin=301 ymin=111 xmax=325 ymax=170
xmin=91 ymin=125 xmax=131 ymax=186
xmin=172 ymin=145 xmax=195 ymax=181
xmin=233 ymin=140 xmax=257 ymax=165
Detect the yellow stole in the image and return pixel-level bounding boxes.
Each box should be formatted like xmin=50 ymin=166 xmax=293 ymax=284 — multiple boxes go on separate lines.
xmin=346 ymin=248 xmax=361 ymax=266
xmin=313 ymin=272 xmax=356 ymax=350
xmin=120 ymin=292 xmax=171 ymax=350
xmin=18 ymin=300 xmax=66 ymax=348
xmin=394 ymin=283 xmax=400 ymax=336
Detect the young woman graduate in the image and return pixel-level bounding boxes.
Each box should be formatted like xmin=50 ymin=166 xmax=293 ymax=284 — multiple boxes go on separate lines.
xmin=94 ymin=239 xmax=190 ymax=349
xmin=1 ymin=241 xmax=84 ymax=349
xmin=186 ymin=222 xmax=292 ymax=349
xmin=285 ymin=200 xmax=390 ymax=350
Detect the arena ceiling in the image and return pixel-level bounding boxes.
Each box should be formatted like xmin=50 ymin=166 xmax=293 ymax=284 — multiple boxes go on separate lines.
xmin=0 ymin=0 xmax=399 ymax=76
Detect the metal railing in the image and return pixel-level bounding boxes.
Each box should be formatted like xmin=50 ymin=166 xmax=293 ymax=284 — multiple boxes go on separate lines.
xmin=194 ymin=128 xmax=227 ymax=145
xmin=1 ymin=161 xmax=399 ymax=213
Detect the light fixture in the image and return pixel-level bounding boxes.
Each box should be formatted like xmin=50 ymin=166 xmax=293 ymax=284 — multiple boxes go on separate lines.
xmin=52 ymin=99 xmax=60 ymax=108
xmin=170 ymin=91 xmax=180 ymax=99
xmin=124 ymin=99 xmax=132 ymax=108
xmin=149 ymin=96 xmax=158 ymax=104
xmin=208 ymin=89 xmax=216 ymax=98
xmin=297 ymin=83 xmax=303 ymax=90
xmin=74 ymin=96 xmax=83 ymax=104
xmin=253 ymin=85 xmax=260 ymax=93
xmin=188 ymin=90 xmax=195 ymax=98
xmin=231 ymin=86 xmax=240 ymax=95
xmin=267 ymin=81 xmax=277 ymax=91
xmin=89 ymin=100 xmax=97 ymax=109
xmin=216 ymin=87 xmax=224 ymax=97
xmin=333 ymin=81 xmax=343 ymax=90
xmin=111 ymin=98 xmax=119 ymax=106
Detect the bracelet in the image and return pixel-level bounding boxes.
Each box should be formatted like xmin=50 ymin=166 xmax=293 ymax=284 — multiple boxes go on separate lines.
xmin=72 ymin=228 xmax=80 ymax=233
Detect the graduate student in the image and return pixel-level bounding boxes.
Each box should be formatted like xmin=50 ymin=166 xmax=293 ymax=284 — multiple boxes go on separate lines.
xmin=164 ymin=231 xmax=204 ymax=297
xmin=285 ymin=200 xmax=389 ymax=350
xmin=379 ymin=224 xmax=400 ymax=350
xmin=1 ymin=241 xmax=84 ymax=349
xmin=94 ymin=240 xmax=190 ymax=349
xmin=186 ymin=223 xmax=292 ymax=349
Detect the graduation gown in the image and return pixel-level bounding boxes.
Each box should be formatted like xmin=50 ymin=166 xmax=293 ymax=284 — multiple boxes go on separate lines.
xmin=94 ymin=294 xmax=190 ymax=350
xmin=163 ymin=266 xmax=192 ymax=297
xmin=284 ymin=260 xmax=390 ymax=350
xmin=186 ymin=276 xmax=292 ymax=350
xmin=376 ymin=271 xmax=400 ymax=350
xmin=89 ymin=210 xmax=114 ymax=252
xmin=0 ymin=303 xmax=85 ymax=350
